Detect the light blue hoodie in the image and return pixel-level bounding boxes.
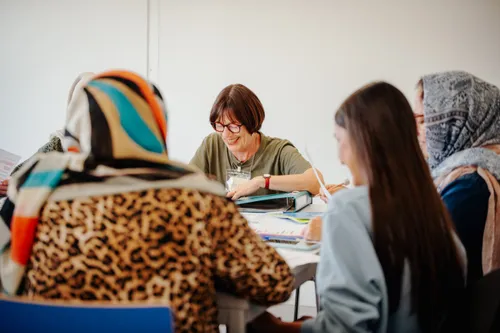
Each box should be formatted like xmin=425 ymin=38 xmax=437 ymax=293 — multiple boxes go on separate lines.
xmin=301 ymin=186 xmax=466 ymax=333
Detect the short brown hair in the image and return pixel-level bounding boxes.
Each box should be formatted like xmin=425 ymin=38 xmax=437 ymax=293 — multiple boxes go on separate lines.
xmin=209 ymin=84 xmax=265 ymax=133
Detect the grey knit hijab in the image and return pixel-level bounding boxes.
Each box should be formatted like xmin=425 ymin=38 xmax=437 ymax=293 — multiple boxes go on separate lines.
xmin=422 ymin=71 xmax=500 ymax=180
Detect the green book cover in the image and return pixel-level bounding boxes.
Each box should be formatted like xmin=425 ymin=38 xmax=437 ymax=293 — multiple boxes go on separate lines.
xmin=235 ymin=191 xmax=312 ymax=212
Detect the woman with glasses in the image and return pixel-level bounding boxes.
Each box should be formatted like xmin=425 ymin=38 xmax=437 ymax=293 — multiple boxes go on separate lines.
xmin=190 ymin=84 xmax=321 ymax=199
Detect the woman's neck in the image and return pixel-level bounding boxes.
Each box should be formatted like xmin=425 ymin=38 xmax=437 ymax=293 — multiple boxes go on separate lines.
xmin=233 ymin=133 xmax=261 ymax=163
xmin=352 ymin=177 xmax=368 ymax=186
xmin=350 ymin=165 xmax=368 ymax=186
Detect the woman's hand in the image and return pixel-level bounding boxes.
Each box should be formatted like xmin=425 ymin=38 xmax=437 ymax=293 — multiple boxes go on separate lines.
xmin=0 ymin=179 xmax=9 ymax=197
xmin=248 ymin=312 xmax=284 ymax=332
xmin=300 ymin=216 xmax=323 ymax=241
xmin=319 ymin=183 xmax=348 ymax=203
xmin=227 ymin=177 xmax=263 ymax=200
xmin=206 ymin=174 xmax=217 ymax=181
xmin=249 ymin=312 xmax=304 ymax=333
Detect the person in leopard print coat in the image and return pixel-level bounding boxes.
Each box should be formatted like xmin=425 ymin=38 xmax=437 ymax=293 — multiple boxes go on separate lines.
xmin=0 ymin=70 xmax=294 ymax=333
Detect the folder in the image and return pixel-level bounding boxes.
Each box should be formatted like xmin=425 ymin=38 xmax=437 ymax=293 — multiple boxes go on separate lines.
xmin=235 ymin=191 xmax=312 ymax=213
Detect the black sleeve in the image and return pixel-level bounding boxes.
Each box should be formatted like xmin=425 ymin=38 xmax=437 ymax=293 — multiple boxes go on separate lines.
xmin=0 ymin=198 xmax=15 ymax=228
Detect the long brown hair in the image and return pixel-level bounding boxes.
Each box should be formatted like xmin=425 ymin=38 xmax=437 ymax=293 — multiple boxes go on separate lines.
xmin=335 ymin=82 xmax=464 ymax=332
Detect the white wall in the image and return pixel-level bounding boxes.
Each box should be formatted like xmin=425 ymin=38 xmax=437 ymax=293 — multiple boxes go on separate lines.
xmin=158 ymin=0 xmax=500 ymax=183
xmin=2 ymin=0 xmax=499 ymax=177
xmin=0 ymin=0 xmax=148 ymax=160
xmin=1 ymin=0 xmax=499 ymax=312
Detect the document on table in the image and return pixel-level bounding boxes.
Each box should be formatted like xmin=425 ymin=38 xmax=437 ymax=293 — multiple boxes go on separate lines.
xmin=243 ymin=213 xmax=305 ymax=237
xmin=277 ymin=248 xmax=320 ymax=268
xmin=0 ymin=149 xmax=21 ymax=180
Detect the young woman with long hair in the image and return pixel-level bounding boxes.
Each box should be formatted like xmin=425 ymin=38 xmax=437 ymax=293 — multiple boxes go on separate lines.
xmin=251 ymin=82 xmax=466 ymax=333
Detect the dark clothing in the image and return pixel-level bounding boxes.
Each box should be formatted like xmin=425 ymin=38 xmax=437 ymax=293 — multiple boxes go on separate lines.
xmin=441 ymin=172 xmax=490 ymax=283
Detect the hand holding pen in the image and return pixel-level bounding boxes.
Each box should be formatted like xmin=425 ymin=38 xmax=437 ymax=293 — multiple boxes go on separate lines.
xmin=318 ymin=178 xmax=350 ymax=203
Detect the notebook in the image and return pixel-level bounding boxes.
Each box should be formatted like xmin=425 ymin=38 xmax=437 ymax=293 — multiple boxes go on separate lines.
xmin=244 ymin=212 xmax=320 ymax=251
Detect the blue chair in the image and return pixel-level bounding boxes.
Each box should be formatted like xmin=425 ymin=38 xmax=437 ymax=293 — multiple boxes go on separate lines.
xmin=0 ymin=296 xmax=174 ymax=333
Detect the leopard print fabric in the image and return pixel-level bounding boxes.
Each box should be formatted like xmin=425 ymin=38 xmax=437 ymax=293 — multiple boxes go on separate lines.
xmin=21 ymin=188 xmax=294 ymax=333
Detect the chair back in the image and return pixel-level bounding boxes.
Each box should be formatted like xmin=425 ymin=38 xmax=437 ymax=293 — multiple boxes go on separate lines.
xmin=0 ymin=297 xmax=174 ymax=333
xmin=442 ymin=268 xmax=500 ymax=332
xmin=463 ymin=268 xmax=500 ymax=332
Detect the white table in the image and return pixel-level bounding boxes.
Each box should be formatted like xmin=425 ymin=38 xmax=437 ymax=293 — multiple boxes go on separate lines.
xmin=216 ymin=250 xmax=319 ymax=332
xmin=217 ymin=199 xmax=326 ymax=332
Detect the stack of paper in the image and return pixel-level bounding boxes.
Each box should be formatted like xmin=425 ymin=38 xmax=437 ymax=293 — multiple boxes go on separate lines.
xmin=244 ymin=213 xmax=322 ymax=251
xmin=243 ymin=213 xmax=305 ymax=237
xmin=0 ymin=149 xmax=21 ymax=180
xmin=277 ymin=248 xmax=320 ymax=268
xmin=268 ymin=211 xmax=323 ymax=224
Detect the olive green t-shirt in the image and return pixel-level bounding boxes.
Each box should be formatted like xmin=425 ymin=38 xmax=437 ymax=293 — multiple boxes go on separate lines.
xmin=189 ymin=132 xmax=311 ymax=195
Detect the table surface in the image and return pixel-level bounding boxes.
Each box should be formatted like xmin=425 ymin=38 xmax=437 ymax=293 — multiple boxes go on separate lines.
xmin=216 ymin=199 xmax=325 ymax=327
xmin=217 ymin=251 xmax=319 ymax=325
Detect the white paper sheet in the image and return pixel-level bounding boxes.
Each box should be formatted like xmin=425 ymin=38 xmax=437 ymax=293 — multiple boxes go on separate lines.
xmin=277 ymin=248 xmax=320 ymax=268
xmin=244 ymin=213 xmax=305 ymax=237
xmin=0 ymin=149 xmax=21 ymax=181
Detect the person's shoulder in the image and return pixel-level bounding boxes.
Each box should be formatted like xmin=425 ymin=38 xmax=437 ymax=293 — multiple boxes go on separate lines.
xmin=329 ymin=186 xmax=370 ymax=209
xmin=261 ymin=133 xmax=296 ymax=150
xmin=204 ymin=132 xmax=222 ymax=144
xmin=38 ymin=136 xmax=63 ymax=153
xmin=444 ymin=171 xmax=488 ymax=189
xmin=198 ymin=132 xmax=224 ymax=149
xmin=441 ymin=172 xmax=489 ymax=199
xmin=258 ymin=132 xmax=290 ymax=145
xmin=322 ymin=187 xmax=373 ymax=244
xmin=440 ymin=172 xmax=490 ymax=223
xmin=157 ymin=187 xmax=236 ymax=217
xmin=326 ymin=186 xmax=371 ymax=227
xmin=129 ymin=173 xmax=227 ymax=204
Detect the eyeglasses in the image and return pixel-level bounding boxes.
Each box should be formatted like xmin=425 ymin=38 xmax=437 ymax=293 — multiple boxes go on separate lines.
xmin=211 ymin=122 xmax=243 ymax=134
xmin=414 ymin=114 xmax=424 ymax=125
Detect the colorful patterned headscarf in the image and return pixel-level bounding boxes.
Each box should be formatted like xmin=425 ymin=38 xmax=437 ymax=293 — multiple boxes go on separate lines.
xmin=0 ymin=70 xmax=213 ymax=295
xmin=64 ymin=70 xmax=169 ymax=161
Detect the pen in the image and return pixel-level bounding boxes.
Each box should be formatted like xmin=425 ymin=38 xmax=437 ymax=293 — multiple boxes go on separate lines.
xmin=261 ymin=234 xmax=303 ymax=241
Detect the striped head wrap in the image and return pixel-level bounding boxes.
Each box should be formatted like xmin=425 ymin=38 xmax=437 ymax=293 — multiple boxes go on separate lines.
xmin=64 ymin=70 xmax=169 ymax=161
xmin=0 ymin=70 xmax=197 ymax=295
